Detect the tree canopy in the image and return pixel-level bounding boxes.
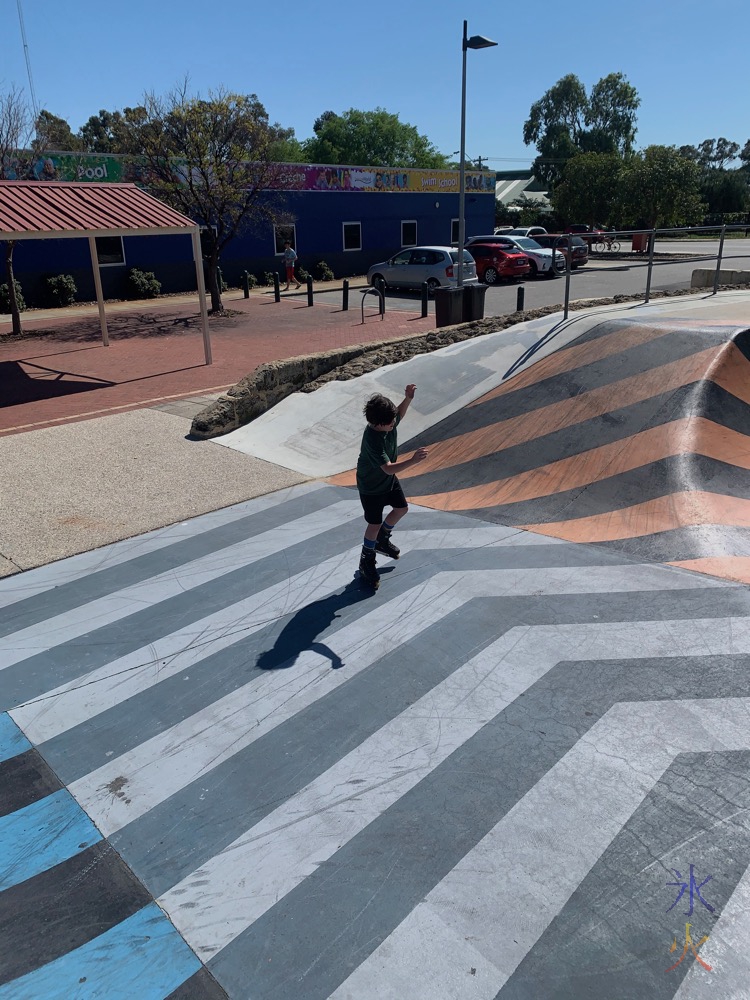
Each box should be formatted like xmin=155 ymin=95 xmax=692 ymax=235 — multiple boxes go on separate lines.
xmin=301 ymin=108 xmax=448 ymax=168
xmin=125 ymin=83 xmax=290 ymax=311
xmin=619 ymin=145 xmax=704 ymax=228
xmin=77 ymin=107 xmax=147 ymax=154
xmin=551 ymin=152 xmax=623 ymax=227
xmin=524 ymin=73 xmax=640 ymax=190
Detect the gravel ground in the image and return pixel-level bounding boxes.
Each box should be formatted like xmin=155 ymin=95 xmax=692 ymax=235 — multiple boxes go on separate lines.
xmin=0 ymin=408 xmax=306 ymax=577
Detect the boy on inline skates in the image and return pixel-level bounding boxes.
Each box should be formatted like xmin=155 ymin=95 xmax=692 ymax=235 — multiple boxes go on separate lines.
xmin=355 ymin=385 xmax=428 ymax=589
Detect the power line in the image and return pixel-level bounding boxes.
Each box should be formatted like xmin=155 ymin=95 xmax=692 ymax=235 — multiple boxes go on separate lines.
xmin=16 ymin=0 xmax=39 ymax=119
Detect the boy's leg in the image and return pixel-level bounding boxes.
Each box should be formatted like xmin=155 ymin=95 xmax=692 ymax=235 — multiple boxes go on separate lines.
xmin=358 ymin=494 xmax=384 ymax=586
xmin=383 ymin=506 xmax=408 ymax=527
xmin=376 ymin=482 xmax=408 ymax=559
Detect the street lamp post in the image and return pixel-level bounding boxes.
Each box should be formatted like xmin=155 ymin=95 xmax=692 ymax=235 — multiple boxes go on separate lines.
xmin=457 ymin=21 xmax=497 ymax=286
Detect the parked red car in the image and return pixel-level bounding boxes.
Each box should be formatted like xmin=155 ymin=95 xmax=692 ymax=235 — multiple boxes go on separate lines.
xmin=533 ymin=234 xmax=589 ymax=268
xmin=466 ymin=242 xmax=531 ymax=284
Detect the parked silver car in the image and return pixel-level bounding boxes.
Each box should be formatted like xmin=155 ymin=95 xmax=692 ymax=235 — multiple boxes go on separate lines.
xmin=368 ymin=246 xmax=478 ymax=292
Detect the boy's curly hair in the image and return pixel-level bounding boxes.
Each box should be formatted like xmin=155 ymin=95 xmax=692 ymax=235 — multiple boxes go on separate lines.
xmin=363 ymin=393 xmax=397 ymax=426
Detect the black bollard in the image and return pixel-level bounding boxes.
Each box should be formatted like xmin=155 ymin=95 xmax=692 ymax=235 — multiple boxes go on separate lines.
xmin=273 ymin=272 xmax=281 ymax=302
xmin=343 ymin=279 xmax=349 ymax=312
xmin=242 ymin=271 xmax=250 ymax=298
xmin=516 ymin=285 xmax=525 ymax=312
xmin=421 ymin=282 xmax=429 ymax=318
xmin=307 ymin=275 xmax=313 ymax=306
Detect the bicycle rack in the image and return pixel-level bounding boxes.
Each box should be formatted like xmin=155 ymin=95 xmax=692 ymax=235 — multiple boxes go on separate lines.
xmin=361 ymin=285 xmax=385 ymax=323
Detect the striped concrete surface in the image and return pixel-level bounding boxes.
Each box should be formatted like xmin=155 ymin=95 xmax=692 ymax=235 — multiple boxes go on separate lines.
xmin=331 ymin=312 xmax=750 ymax=584
xmin=2 ymin=481 xmax=750 ymax=998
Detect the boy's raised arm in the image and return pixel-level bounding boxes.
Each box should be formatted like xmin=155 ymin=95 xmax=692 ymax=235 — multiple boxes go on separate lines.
xmin=397 ymin=383 xmax=417 ymax=419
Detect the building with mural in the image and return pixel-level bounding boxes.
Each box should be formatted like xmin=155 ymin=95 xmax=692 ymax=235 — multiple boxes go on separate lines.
xmin=1 ymin=152 xmax=496 ymax=305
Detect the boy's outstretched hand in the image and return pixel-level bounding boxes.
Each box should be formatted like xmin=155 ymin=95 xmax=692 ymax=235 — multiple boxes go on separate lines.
xmin=405 ymin=384 xmax=417 ymax=399
xmin=412 ymin=447 xmax=429 ymax=463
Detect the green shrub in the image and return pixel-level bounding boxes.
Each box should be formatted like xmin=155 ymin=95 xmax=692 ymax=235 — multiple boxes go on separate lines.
xmin=46 ymin=273 xmax=77 ymax=307
xmin=262 ymin=271 xmax=277 ymax=286
xmin=314 ymin=260 xmax=334 ymax=281
xmin=297 ymin=265 xmax=310 ymax=282
xmin=0 ymin=280 xmax=25 ymax=314
xmin=246 ymin=273 xmax=258 ymax=289
xmin=127 ymin=267 xmax=161 ymax=299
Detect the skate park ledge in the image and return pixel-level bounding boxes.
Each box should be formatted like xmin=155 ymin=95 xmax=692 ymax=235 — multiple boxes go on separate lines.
xmin=692 ymin=267 xmax=750 ymax=288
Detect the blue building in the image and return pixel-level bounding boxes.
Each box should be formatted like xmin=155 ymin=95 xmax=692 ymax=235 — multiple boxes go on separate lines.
xmin=1 ymin=155 xmax=495 ymax=306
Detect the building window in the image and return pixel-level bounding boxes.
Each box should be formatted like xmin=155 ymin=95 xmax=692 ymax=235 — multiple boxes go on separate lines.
xmin=95 ymin=236 xmax=125 ymax=266
xmin=343 ymin=222 xmax=361 ymax=251
xmin=451 ymin=219 xmax=460 ymax=245
xmin=274 ymin=224 xmax=296 ymax=254
xmin=401 ymin=220 xmax=417 ymax=247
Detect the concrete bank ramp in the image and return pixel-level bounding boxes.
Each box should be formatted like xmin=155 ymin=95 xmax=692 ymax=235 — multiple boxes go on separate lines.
xmin=213 ymin=304 xmax=627 ymax=477
xmin=331 ymin=302 xmax=750 ymax=583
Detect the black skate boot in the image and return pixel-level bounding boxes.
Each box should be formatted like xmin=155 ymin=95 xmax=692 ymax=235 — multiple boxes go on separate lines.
xmin=359 ymin=547 xmax=380 ymax=590
xmin=375 ymin=526 xmax=400 ymax=559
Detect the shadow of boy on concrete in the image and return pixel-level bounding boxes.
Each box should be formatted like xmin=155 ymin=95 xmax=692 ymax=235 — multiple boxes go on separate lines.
xmin=255 ymin=572 xmax=392 ymax=671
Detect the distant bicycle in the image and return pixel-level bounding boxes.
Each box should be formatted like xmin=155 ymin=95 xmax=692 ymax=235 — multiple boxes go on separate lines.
xmin=593 ymin=237 xmax=621 ymax=253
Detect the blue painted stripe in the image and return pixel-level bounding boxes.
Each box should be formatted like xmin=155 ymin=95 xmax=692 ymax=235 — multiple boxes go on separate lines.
xmin=0 ymin=902 xmax=202 ymax=1000
xmin=0 ymin=788 xmax=101 ymax=891
xmin=0 ymin=714 xmax=31 ymax=764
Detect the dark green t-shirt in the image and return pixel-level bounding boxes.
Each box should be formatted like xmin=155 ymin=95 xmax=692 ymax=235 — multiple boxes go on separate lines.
xmin=356 ymin=414 xmax=401 ymax=494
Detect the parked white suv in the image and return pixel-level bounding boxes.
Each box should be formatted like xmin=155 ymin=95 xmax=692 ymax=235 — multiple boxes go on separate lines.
xmin=505 ymin=226 xmax=548 ymax=238
xmin=465 ymin=235 xmax=565 ymax=278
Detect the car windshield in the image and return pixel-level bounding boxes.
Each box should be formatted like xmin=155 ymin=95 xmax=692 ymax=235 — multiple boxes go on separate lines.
xmin=449 ymin=250 xmax=475 ymax=263
xmin=514 ymin=237 xmax=542 ymax=250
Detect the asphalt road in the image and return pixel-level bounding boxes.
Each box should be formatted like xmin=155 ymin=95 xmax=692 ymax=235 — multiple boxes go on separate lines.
xmin=378 ymin=238 xmax=750 ymax=316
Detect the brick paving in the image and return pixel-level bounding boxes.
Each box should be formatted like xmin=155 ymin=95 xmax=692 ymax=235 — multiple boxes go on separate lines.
xmin=0 ymin=287 xmax=434 ymax=436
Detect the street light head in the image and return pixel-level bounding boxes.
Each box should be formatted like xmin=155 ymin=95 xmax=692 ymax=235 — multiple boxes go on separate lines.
xmin=465 ymin=34 xmax=497 ymax=50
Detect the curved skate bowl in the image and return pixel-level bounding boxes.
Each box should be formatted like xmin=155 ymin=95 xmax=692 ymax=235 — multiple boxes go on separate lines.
xmin=332 ymin=314 xmax=750 ymax=583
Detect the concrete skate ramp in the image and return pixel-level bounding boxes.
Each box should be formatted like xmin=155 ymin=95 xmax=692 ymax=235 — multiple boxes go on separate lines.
xmin=332 ymin=313 xmax=750 ymax=584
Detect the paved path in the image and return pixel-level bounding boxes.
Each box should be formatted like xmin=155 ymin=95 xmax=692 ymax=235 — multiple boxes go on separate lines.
xmin=0 ymin=285 xmax=425 ymax=436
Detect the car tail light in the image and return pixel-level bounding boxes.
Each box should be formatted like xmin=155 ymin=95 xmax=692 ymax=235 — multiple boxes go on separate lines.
xmin=446 ymin=265 xmax=454 ymax=278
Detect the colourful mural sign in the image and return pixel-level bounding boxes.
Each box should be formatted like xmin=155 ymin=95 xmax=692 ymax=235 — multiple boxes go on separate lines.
xmin=1 ymin=153 xmax=495 ymax=194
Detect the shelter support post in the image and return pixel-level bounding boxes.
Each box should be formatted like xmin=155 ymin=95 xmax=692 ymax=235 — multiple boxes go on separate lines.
xmin=192 ymin=228 xmax=212 ymax=365
xmin=88 ymin=236 xmax=109 ymax=347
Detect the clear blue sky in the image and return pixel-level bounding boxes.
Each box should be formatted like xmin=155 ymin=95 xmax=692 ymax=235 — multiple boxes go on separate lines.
xmin=2 ymin=0 xmax=748 ymax=165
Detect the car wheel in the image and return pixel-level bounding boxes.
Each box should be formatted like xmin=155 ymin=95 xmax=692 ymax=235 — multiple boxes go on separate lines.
xmin=426 ymin=278 xmax=440 ymax=294
xmin=546 ymin=266 xmax=559 ymax=278
xmin=483 ymin=267 xmax=498 ymax=285
xmin=371 ymin=275 xmax=386 ymax=293
xmin=528 ymin=261 xmax=538 ymax=278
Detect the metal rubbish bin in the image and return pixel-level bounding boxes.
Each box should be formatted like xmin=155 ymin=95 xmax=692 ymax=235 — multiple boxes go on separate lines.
xmin=434 ymin=286 xmax=464 ymax=327
xmin=631 ymin=232 xmax=649 ymax=253
xmin=462 ymin=282 xmax=488 ymax=321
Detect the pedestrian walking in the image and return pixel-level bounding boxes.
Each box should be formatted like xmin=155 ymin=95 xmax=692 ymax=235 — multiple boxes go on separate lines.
xmin=283 ymin=241 xmax=301 ymax=291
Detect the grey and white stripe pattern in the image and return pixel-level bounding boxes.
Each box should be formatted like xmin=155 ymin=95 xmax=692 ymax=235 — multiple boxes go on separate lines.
xmin=2 ymin=482 xmax=750 ymax=999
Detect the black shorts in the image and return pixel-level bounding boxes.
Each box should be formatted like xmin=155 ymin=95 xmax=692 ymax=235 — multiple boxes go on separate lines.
xmin=359 ymin=479 xmax=407 ymax=525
